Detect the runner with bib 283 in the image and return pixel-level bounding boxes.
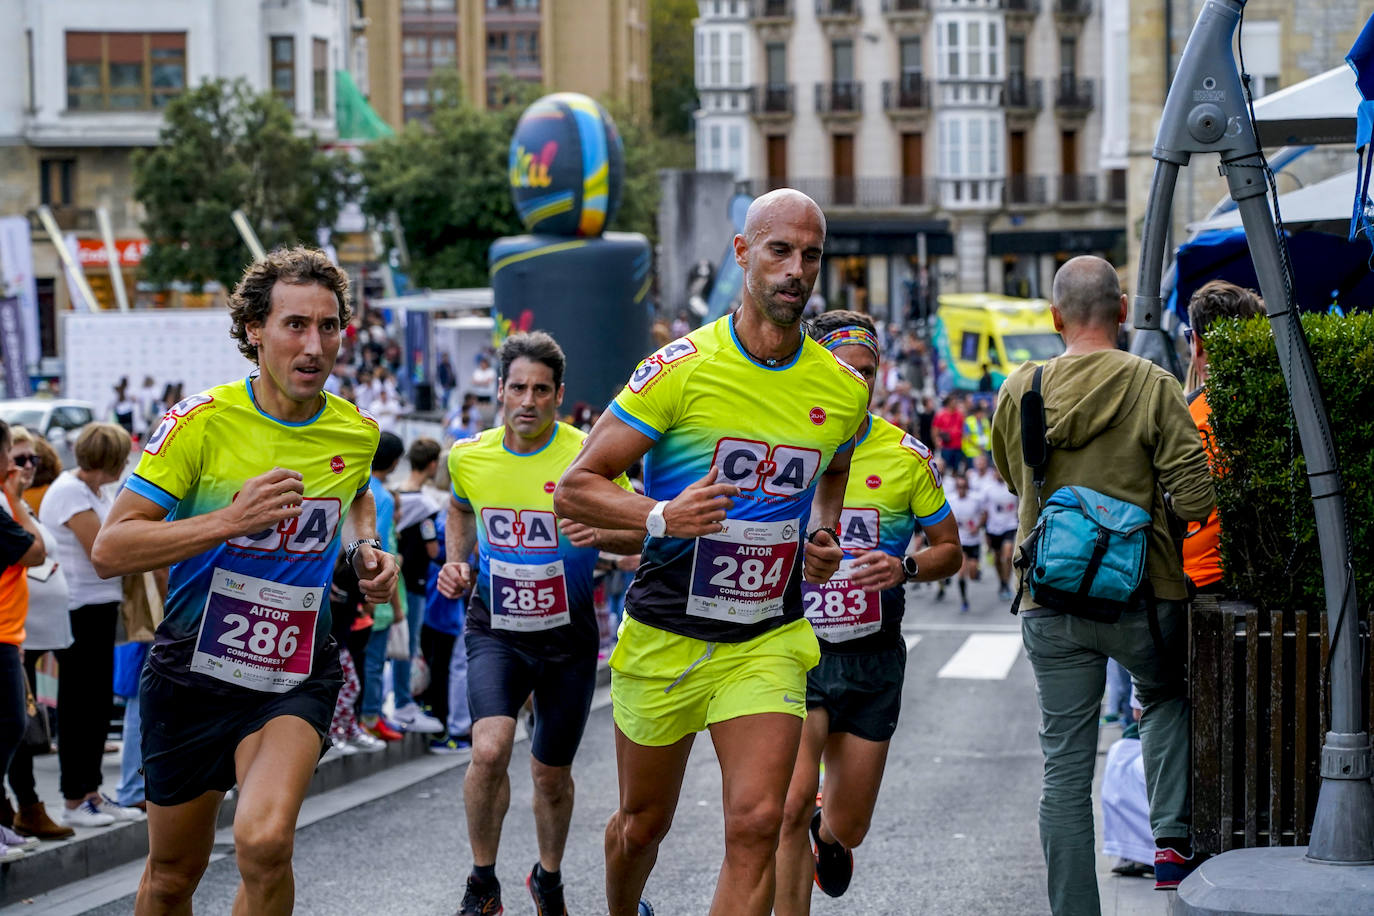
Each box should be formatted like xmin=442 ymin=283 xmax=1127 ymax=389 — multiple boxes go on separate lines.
xmin=437 ymin=331 xmax=640 ymax=916
xmin=774 ymin=310 xmax=962 ymax=914
xmin=92 ymin=248 xmax=398 ymax=916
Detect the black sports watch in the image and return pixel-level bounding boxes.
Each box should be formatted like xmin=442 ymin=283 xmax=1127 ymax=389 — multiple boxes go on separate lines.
xmin=901 ymin=554 xmax=921 ymax=582
xmin=345 ymin=538 xmax=383 ymax=569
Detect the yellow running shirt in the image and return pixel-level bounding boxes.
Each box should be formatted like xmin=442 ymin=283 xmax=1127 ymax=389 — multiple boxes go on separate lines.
xmin=125 ymin=377 xmax=379 ymax=694
xmin=802 ymin=415 xmax=948 ymax=653
xmin=609 ymin=315 xmax=869 ymax=643
xmin=449 ymin=421 xmax=632 ymax=659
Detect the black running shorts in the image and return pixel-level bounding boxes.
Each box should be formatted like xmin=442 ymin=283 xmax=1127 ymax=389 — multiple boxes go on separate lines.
xmin=961 ymin=543 xmax=982 ymax=561
xmin=986 ymin=529 xmax=1016 ymax=553
xmin=139 ymin=643 xmax=342 ymax=807
xmin=804 ymin=644 xmax=906 ymax=742
xmin=465 ymin=628 xmax=597 ymax=767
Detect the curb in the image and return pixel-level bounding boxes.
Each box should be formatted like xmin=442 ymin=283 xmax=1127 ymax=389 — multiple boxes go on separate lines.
xmin=0 ymin=732 xmax=430 ymax=906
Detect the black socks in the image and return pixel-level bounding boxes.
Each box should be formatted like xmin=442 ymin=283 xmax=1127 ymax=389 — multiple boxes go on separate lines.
xmin=533 ymin=863 xmax=562 ymax=891
xmin=471 ymin=863 xmax=497 ymax=886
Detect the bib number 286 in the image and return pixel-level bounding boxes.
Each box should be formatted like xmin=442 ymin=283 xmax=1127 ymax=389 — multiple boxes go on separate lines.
xmin=217 ymin=615 xmax=300 ymax=658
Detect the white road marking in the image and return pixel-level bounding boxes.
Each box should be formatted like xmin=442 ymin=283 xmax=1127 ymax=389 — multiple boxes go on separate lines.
xmin=904 ymin=633 xmax=923 ymax=651
xmin=936 ymin=633 xmax=1024 ymax=680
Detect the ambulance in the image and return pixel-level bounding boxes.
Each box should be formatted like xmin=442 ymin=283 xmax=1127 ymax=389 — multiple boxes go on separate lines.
xmin=930 ymin=293 xmax=1064 ymax=392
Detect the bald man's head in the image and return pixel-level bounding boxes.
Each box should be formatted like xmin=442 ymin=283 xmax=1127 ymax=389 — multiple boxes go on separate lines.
xmin=1051 ymin=256 xmax=1124 ymax=330
xmin=742 ymin=188 xmax=826 ymax=246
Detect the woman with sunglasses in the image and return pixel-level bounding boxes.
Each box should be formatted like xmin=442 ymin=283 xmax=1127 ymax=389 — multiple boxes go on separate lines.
xmin=39 ymin=423 xmax=142 ymax=829
xmin=3 ymin=427 xmax=73 ymax=840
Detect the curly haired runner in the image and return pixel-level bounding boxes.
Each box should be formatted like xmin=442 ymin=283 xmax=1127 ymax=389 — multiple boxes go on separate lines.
xmin=93 ymin=246 xmax=399 ymax=915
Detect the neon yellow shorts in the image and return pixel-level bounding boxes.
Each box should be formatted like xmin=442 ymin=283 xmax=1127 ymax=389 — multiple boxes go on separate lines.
xmin=608 ymin=615 xmax=821 ymax=747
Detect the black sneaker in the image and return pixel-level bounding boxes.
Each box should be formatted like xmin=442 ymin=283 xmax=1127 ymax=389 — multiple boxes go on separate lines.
xmin=457 ymin=876 xmax=503 ymax=915
xmin=526 ymin=864 xmax=566 ymax=916
xmin=810 ymin=808 xmax=853 ymax=898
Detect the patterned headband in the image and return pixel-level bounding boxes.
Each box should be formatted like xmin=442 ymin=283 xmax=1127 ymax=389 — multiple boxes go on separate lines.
xmin=815 ymin=326 xmax=880 ymax=358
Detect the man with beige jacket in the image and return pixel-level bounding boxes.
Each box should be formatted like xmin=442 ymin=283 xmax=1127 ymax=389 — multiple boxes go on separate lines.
xmin=991 ymin=256 xmax=1214 ymax=915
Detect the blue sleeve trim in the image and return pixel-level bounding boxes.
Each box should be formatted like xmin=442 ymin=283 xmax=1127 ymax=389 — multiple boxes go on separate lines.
xmin=835 ymin=437 xmax=854 ymax=453
xmin=451 ymin=491 xmax=471 ymax=505
xmin=917 ymin=502 xmax=952 ymax=527
xmin=125 ymin=474 xmax=179 ymax=512
xmin=609 ymin=401 xmax=662 ymax=442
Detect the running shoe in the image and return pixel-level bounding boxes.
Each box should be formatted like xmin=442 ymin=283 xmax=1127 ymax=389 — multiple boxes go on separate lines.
xmin=363 ymin=718 xmax=405 ymax=742
xmin=393 ymin=703 xmax=446 ymax=735
xmin=810 ymin=809 xmax=853 ymax=898
xmin=1154 ymin=846 xmax=1201 ymax=890
xmin=59 ymin=798 xmax=114 ymax=828
xmin=960 ymin=600 xmax=970 ymax=613
xmin=429 ymin=735 xmax=472 ymax=755
xmin=638 ymin=901 xmax=655 ymax=916
xmin=348 ymin=731 xmax=387 ymax=753
xmin=526 ymin=863 xmax=566 ymax=916
xmin=0 ymin=826 xmax=38 ymax=851
xmin=1111 ymin=857 xmax=1154 ymax=878
xmin=457 ymin=876 xmax=502 ymax=915
xmin=96 ymin=794 xmax=146 ymax=822
xmin=998 ymin=585 xmax=1013 ymax=601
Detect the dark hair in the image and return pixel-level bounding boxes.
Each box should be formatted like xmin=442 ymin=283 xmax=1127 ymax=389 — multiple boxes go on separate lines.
xmin=497 ymin=331 xmax=565 ymax=390
xmin=407 ymin=437 xmax=441 ymax=470
xmin=807 ymin=309 xmax=876 ymax=340
xmin=372 ymin=432 xmax=404 ymax=471
xmin=228 ymin=246 xmax=352 ymax=363
xmin=1187 ymin=280 xmax=1264 ymax=340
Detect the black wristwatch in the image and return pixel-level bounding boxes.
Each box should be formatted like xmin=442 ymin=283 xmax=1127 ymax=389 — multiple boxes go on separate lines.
xmin=345 ymin=538 xmax=383 ymax=569
xmin=807 ymin=526 xmax=839 ymax=545
xmin=901 ymin=554 xmax=921 ymax=582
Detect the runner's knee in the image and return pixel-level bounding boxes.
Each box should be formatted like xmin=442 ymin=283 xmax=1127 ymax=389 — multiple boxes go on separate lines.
xmin=614 ymin=804 xmax=675 ymax=853
xmin=143 ymin=855 xmax=209 ymax=906
xmin=781 ymin=786 xmax=816 ymax=834
xmin=824 ymin=808 xmax=872 ymax=849
xmin=233 ymin=818 xmax=295 ymax=881
xmin=530 ymin=762 xmax=572 ymax=801
xmin=470 ymin=733 xmax=513 ymax=773
xmin=724 ymin=798 xmax=785 ymax=854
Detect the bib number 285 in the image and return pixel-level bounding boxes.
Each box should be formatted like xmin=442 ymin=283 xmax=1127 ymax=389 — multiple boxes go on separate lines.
xmin=218 ymin=615 xmax=300 ymax=659
xmin=498 ymin=586 xmax=557 ymax=612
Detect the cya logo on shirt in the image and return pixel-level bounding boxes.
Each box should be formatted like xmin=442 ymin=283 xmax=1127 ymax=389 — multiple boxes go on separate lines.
xmin=228 ymin=497 xmax=341 ymax=554
xmin=710 ymin=438 xmax=822 ymax=497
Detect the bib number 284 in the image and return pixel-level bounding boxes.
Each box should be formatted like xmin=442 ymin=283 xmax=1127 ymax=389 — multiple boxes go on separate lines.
xmin=708 ymin=555 xmax=787 ymax=592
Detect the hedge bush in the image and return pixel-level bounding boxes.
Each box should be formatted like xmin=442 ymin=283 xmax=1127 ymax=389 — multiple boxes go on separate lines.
xmin=1205 ymin=313 xmax=1374 ymax=611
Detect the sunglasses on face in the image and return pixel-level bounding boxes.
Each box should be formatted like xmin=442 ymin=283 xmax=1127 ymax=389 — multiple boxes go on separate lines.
xmin=11 ymin=455 xmax=36 ymax=467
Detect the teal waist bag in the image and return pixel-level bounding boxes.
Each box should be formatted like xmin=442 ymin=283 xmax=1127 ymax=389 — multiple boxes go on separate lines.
xmin=1014 ymin=485 xmax=1151 ymax=623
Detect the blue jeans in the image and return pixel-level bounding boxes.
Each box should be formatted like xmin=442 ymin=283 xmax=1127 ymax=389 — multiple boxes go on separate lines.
xmin=390 ymin=592 xmax=426 ymax=709
xmin=360 ymin=627 xmax=390 ymax=719
xmin=116 ymin=694 xmax=144 ymax=806
xmin=1105 ymin=657 xmax=1133 ymax=722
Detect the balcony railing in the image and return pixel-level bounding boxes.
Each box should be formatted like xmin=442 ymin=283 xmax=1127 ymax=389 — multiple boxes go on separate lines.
xmin=1054 ymin=0 xmax=1091 ymax=17
xmin=751 ymin=83 xmax=795 ymax=115
xmin=816 ymin=0 xmax=859 ymax=16
xmin=1001 ymin=0 xmax=1040 ymax=15
xmin=1005 ymin=174 xmax=1049 ymax=206
xmin=741 ymin=176 xmax=938 ymax=209
xmin=752 ymin=0 xmax=793 ymax=18
xmin=816 ymin=81 xmax=863 ymax=114
xmin=1058 ymin=173 xmax=1099 ymax=204
xmin=1054 ymin=76 xmax=1095 ymax=112
xmin=882 ymin=76 xmax=929 ymax=112
xmin=1002 ymin=75 xmax=1043 ymax=112
xmin=881 ymin=0 xmax=926 ymax=12
xmin=30 ymin=206 xmax=95 ymax=232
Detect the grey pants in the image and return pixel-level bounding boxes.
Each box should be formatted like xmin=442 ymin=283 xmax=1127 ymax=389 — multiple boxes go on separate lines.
xmin=1021 ymin=601 xmax=1189 ymax=916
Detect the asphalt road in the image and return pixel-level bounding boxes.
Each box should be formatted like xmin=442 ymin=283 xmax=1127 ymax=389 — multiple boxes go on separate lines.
xmin=81 ymin=570 xmax=1160 ymax=916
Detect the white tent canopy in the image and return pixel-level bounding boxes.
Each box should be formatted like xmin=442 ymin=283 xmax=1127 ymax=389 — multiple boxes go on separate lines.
xmin=1187 ymin=169 xmax=1356 ymax=232
xmin=1253 ymin=66 xmax=1360 ymax=147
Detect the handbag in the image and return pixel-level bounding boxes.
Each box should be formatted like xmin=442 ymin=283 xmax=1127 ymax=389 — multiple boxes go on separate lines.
xmin=21 ymin=669 xmax=51 ymax=753
xmin=386 ymin=618 xmax=411 ymax=660
xmin=120 ymin=571 xmax=165 ymax=643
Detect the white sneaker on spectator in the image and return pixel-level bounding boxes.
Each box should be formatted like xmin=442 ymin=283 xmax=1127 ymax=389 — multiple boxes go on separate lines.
xmin=0 ymin=826 xmax=39 ymax=851
xmin=0 ymin=843 xmax=26 ymax=862
xmin=96 ymin=795 xmax=146 ymax=823
xmin=392 ymin=703 xmax=445 ymax=734
xmin=59 ymin=799 xmax=115 ymax=828
xmin=348 ymin=731 xmax=386 ymax=753
xmin=328 ymin=735 xmax=359 ymax=757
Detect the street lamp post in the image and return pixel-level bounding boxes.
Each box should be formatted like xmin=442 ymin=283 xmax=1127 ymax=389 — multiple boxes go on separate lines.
xmin=1135 ymin=0 xmax=1374 ymax=911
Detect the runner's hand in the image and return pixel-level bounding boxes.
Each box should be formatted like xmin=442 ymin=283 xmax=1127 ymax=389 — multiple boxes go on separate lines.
xmin=559 ymin=518 xmax=599 ymax=548
xmin=846 ymin=550 xmax=903 ymax=591
xmin=353 ymin=545 xmax=398 ymax=604
xmin=803 ymin=528 xmax=843 ymax=584
xmin=226 ymin=468 xmax=304 ymax=536
xmin=663 ymin=466 xmax=739 ymax=539
xmin=436 ymin=561 xmax=472 ymax=599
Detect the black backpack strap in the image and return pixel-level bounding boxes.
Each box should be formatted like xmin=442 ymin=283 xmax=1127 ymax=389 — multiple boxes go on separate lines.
xmin=1020 ymin=364 xmax=1050 ymax=510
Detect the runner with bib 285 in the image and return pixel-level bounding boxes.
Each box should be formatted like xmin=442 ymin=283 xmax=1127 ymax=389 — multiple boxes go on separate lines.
xmin=92 ymin=248 xmax=398 ymax=915
xmin=436 ymin=331 xmax=640 ymax=916
xmin=774 ymin=310 xmax=962 ymax=914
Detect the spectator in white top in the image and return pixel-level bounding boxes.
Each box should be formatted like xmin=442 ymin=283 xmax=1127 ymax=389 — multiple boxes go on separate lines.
xmin=39 ymin=423 xmax=145 ymax=829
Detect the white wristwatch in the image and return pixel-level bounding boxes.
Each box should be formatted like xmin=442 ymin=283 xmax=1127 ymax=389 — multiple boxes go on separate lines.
xmin=645 ymin=500 xmax=669 ymax=538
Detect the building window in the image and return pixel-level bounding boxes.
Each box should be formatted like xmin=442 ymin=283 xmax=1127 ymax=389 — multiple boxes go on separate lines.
xmin=312 ymin=39 xmax=328 ymax=117
xmin=939 ymin=113 xmax=1003 ymax=177
xmin=485 ymin=0 xmax=539 ymax=9
xmin=900 ymin=36 xmax=922 ymax=78
xmin=403 ymin=34 xmax=456 ymax=70
xmin=487 ymin=32 xmax=509 ymax=68
xmin=708 ymin=31 xmax=721 ymax=85
xmin=65 ymin=31 xmax=186 ymax=111
xmin=1239 ymin=20 xmax=1280 ymax=97
xmin=1060 ymin=34 xmax=1077 ymax=80
xmin=515 ymin=32 xmax=538 ymax=67
xmin=403 ymin=86 xmax=432 ymax=120
xmin=728 ymin=32 xmax=743 ymax=86
xmin=832 ymin=39 xmax=854 ymax=82
xmin=488 ymin=30 xmax=537 ymax=71
xmin=404 ymin=0 xmax=458 ymax=10
xmin=766 ymin=42 xmax=786 ymax=85
xmin=935 ymin=15 xmax=1001 ymax=81
xmin=271 ymin=36 xmax=295 ymax=110
xmin=727 ymin=124 xmax=742 ymax=175
xmin=40 ymin=159 xmax=75 ymax=207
